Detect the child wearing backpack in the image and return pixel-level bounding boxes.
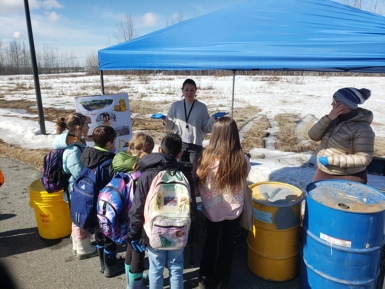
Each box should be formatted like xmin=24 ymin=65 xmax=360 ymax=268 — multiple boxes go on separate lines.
xmin=129 ymin=133 xmax=197 ymax=289
xmin=194 ymin=117 xmax=250 ymax=289
xmin=109 ymin=133 xmax=154 ymax=289
xmin=52 ymin=113 xmax=90 ymax=200
xmin=72 ymin=125 xmax=123 ymax=277
xmin=51 ymin=113 xmax=93 ymax=259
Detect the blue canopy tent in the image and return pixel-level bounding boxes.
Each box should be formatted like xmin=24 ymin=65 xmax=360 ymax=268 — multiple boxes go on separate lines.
xmin=98 ymin=0 xmax=385 ymax=112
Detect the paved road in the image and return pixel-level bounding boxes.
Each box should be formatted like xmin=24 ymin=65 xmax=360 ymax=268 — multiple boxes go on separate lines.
xmin=0 ymin=156 xmax=383 ymax=289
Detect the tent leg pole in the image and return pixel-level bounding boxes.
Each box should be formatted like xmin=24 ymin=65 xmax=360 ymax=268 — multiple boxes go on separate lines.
xmin=100 ymin=70 xmax=105 ymax=95
xmin=231 ymin=70 xmax=236 ymax=119
xmin=24 ymin=0 xmax=46 ymax=135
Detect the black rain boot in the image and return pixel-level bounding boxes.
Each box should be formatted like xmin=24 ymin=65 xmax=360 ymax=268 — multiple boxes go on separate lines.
xmin=97 ymin=245 xmax=104 ymax=273
xmin=103 ymin=249 xmax=125 ymax=278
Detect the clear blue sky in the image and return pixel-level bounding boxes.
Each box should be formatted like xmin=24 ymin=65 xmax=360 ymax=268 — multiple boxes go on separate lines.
xmin=0 ymin=0 xmax=245 ymax=63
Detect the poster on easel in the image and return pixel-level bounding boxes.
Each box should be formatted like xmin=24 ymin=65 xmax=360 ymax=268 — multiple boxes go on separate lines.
xmin=74 ymin=93 xmax=132 ymax=153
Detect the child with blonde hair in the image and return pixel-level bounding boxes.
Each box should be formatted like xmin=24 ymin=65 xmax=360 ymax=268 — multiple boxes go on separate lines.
xmin=109 ymin=132 xmax=154 ymax=288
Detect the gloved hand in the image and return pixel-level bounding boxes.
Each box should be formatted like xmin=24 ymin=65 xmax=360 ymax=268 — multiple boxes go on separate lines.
xmin=212 ymin=112 xmax=228 ymax=119
xmin=151 ymin=113 xmax=166 ymax=120
xmin=318 ymin=156 xmax=329 ymax=167
xmin=131 ymin=239 xmax=145 ymax=252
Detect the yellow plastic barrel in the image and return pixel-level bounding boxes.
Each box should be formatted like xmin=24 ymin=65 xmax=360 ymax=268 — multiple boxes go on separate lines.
xmin=247 ymin=181 xmax=304 ymax=281
xmin=28 ymin=179 xmax=72 ymax=239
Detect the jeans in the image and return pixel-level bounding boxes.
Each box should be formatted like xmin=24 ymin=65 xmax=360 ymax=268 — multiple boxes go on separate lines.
xmin=147 ymin=247 xmax=184 ymax=289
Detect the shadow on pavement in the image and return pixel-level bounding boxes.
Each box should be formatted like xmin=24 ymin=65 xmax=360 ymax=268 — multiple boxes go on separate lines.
xmin=0 ymin=226 xmax=65 ymax=258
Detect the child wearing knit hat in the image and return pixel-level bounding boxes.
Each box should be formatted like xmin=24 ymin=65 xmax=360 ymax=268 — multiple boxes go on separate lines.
xmin=308 ymin=87 xmax=375 ymax=184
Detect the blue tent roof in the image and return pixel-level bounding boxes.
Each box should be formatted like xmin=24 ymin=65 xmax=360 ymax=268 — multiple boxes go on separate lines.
xmin=98 ymin=0 xmax=385 ymax=73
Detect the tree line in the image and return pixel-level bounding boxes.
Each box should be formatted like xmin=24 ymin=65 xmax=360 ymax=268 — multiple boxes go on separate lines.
xmin=0 ymin=39 xmax=88 ymax=75
xmin=1 ymin=1 xmax=383 ymax=76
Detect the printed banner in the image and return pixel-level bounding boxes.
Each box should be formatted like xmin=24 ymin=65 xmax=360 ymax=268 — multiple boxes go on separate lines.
xmin=74 ymin=93 xmax=132 ymax=153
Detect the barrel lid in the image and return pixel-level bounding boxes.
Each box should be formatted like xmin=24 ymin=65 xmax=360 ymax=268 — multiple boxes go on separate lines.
xmin=306 ymin=180 xmax=385 ymax=213
xmin=251 ymin=181 xmax=304 ymax=207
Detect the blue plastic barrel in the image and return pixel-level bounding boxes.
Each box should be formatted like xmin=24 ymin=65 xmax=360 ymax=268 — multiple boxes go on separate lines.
xmin=301 ymin=180 xmax=385 ymax=289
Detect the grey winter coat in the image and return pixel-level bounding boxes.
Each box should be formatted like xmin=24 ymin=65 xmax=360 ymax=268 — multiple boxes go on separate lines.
xmin=308 ymin=108 xmax=375 ymax=175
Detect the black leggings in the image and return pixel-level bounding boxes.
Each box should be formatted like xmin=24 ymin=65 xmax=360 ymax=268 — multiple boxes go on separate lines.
xmin=199 ymin=215 xmax=241 ymax=286
xmin=95 ymin=227 xmax=116 ymax=252
xmin=125 ymin=243 xmax=145 ymax=273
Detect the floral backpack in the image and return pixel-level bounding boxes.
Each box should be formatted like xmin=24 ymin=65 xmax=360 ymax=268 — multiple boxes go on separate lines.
xmin=144 ymin=169 xmax=192 ymax=250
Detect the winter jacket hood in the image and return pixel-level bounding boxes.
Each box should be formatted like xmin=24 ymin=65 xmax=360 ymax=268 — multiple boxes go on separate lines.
xmin=79 ymin=147 xmax=115 ymax=195
xmin=112 ymin=151 xmax=139 ymax=173
xmin=138 ymin=153 xmax=177 ymax=171
xmin=81 ymin=147 xmax=115 ymax=168
xmin=52 ymin=131 xmax=85 ymax=150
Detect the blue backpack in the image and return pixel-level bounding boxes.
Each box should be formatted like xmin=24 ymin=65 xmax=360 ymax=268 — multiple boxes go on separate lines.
xmin=70 ymin=159 xmax=112 ymax=230
xmin=97 ymin=171 xmax=141 ymax=245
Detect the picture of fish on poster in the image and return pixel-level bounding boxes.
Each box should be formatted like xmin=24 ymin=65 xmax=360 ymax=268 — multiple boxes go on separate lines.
xmin=74 ymin=93 xmax=132 ymax=153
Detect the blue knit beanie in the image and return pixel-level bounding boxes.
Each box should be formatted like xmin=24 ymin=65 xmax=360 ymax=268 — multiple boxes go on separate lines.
xmin=333 ymin=87 xmax=371 ymax=110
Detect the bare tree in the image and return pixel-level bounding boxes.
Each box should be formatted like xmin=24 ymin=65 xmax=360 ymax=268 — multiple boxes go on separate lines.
xmin=165 ymin=9 xmax=185 ymax=27
xmin=115 ymin=13 xmax=137 ymax=43
xmin=8 ymin=40 xmax=21 ymax=74
xmin=172 ymin=9 xmax=184 ymax=25
xmin=339 ymin=0 xmax=385 ymax=14
xmin=21 ymin=42 xmax=31 ymax=74
xmin=68 ymin=50 xmax=79 ymax=69
xmin=0 ymin=40 xmax=4 ymax=73
xmin=84 ymin=51 xmax=99 ymax=75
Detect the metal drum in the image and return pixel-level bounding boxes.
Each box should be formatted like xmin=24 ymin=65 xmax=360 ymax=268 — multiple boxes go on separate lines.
xmin=247 ymin=181 xmax=304 ymax=281
xmin=301 ymin=180 xmax=385 ymax=289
